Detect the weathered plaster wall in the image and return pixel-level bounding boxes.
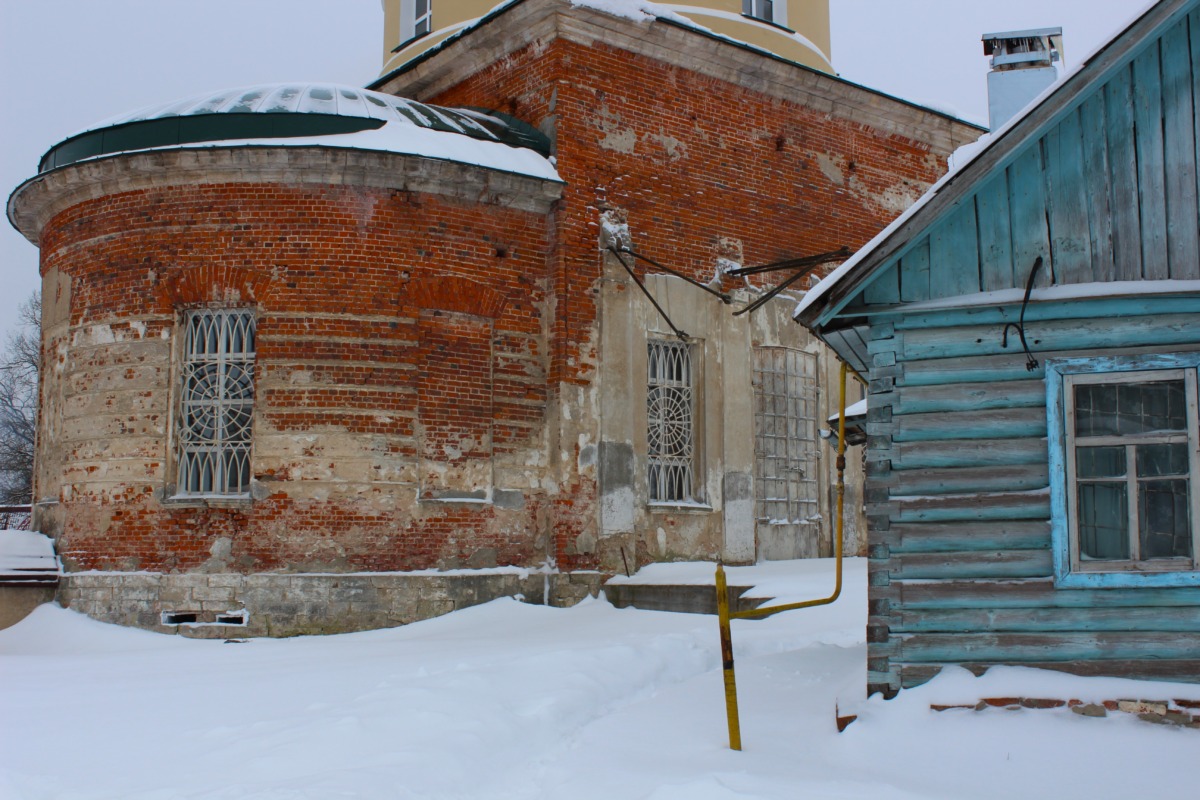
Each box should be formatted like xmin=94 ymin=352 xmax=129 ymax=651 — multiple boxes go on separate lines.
xmin=424 ymin=23 xmax=965 ymax=569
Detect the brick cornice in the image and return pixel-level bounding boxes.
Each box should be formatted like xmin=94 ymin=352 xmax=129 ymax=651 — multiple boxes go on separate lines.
xmin=8 ymin=146 xmax=563 ymax=245
xmin=372 ymin=0 xmax=983 ymax=153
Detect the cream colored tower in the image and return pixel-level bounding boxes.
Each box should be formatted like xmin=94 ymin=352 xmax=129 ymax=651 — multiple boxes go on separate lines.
xmin=379 ymin=0 xmax=832 ymax=77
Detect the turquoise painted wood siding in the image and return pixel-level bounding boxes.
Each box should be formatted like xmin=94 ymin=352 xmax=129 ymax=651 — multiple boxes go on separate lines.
xmin=855 ymin=9 xmax=1200 ymax=309
xmin=865 ymin=298 xmax=1200 ymax=692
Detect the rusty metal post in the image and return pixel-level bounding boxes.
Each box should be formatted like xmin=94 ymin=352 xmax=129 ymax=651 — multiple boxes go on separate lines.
xmin=715 ymin=562 xmax=742 ymax=750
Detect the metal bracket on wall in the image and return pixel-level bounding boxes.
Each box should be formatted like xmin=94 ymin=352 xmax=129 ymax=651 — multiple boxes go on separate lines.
xmin=613 ymin=246 xmax=733 ymax=305
xmin=730 ymin=246 xmax=849 ymax=317
xmin=607 ymin=246 xmax=690 ymax=341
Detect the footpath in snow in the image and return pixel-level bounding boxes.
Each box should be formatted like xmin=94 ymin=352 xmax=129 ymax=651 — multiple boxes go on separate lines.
xmin=1 ymin=557 xmax=1196 ymax=800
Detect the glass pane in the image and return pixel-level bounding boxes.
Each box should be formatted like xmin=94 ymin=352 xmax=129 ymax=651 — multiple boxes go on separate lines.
xmin=1077 ymin=482 xmax=1129 ymax=560
xmin=1075 ymin=380 xmax=1186 ymax=436
xmin=1136 ymin=443 xmax=1189 ymax=477
xmin=1076 ymin=446 xmax=1125 ymax=478
xmin=1138 ymin=479 xmax=1192 ymax=559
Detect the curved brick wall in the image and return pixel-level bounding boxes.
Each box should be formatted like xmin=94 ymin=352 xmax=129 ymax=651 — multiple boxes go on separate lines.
xmin=28 ymin=149 xmax=561 ymax=577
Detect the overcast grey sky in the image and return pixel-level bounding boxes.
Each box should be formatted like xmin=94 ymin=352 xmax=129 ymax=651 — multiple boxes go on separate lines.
xmin=0 ymin=1 xmax=1142 ymax=338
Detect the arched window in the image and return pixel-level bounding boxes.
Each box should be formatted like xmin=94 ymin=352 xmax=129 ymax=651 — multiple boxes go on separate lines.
xmin=175 ymin=309 xmax=256 ymax=497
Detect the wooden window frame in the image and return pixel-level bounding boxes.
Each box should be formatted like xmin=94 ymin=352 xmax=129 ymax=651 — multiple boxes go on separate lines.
xmin=741 ymin=0 xmax=789 ymax=29
xmin=400 ymin=0 xmax=432 ymax=46
xmin=1047 ymin=354 xmax=1200 ymax=588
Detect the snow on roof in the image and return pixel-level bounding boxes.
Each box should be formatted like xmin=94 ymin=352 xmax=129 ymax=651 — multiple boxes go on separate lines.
xmin=89 ymin=125 xmax=563 ymax=183
xmin=81 ymin=84 xmax=494 ymax=136
xmin=569 ymin=0 xmax=689 ymax=25
xmin=0 ymin=530 xmax=60 ymax=582
xmin=827 ymin=397 xmax=867 ymax=423
xmin=793 ymin=0 xmax=1164 ymax=326
xmin=568 ymin=0 xmax=834 ymax=69
xmin=43 ymin=83 xmax=561 ymax=182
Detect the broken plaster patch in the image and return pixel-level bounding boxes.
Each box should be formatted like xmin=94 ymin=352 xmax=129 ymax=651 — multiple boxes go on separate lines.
xmin=815 ymin=153 xmax=845 ymax=186
xmin=864 ymin=179 xmax=924 ymax=215
xmin=597 ymin=105 xmax=637 ymax=154
xmin=644 ymin=132 xmax=686 ymax=162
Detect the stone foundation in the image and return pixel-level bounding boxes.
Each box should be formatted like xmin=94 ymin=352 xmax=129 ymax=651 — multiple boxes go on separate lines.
xmin=58 ymin=570 xmax=604 ymax=638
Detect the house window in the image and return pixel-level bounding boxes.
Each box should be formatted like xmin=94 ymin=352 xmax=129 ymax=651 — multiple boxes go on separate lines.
xmin=743 ymin=0 xmax=788 ymax=28
xmin=401 ymin=0 xmax=432 ymax=44
xmin=647 ymin=339 xmax=699 ymax=503
xmin=1047 ymin=355 xmax=1200 ymax=587
xmin=176 ymin=309 xmax=256 ymax=497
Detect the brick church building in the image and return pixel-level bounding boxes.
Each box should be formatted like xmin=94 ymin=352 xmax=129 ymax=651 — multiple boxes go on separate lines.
xmin=7 ymin=0 xmax=980 ymax=635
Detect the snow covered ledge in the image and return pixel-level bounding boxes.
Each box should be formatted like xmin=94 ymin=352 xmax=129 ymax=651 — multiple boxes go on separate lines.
xmin=0 ymin=530 xmax=61 ymax=630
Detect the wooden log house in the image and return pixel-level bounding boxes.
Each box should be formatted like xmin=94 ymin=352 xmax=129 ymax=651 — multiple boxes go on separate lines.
xmin=796 ymin=0 xmax=1200 ymax=695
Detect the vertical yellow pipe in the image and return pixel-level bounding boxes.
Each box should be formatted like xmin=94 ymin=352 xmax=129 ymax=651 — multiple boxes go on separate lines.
xmin=715 ymin=362 xmax=855 ymax=748
xmin=832 ymin=361 xmax=848 ymax=602
xmin=715 ymin=563 xmax=742 ymax=750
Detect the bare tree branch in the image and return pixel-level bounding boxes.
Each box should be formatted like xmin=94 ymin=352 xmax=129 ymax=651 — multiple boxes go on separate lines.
xmin=0 ymin=292 xmax=39 ymax=505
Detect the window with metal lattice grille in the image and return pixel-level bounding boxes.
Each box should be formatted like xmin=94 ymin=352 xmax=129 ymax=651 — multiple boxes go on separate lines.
xmin=753 ymin=347 xmax=819 ymax=556
xmin=647 ymin=339 xmax=698 ymax=503
xmin=176 ymin=309 xmax=255 ymax=496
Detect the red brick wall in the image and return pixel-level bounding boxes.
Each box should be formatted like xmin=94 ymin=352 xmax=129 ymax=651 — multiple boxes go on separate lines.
xmin=37 ymin=31 xmax=959 ymax=578
xmin=39 ymin=181 xmax=553 ymax=573
xmin=429 ymin=36 xmax=951 ymax=569
xmin=418 ymin=310 xmax=494 ymax=496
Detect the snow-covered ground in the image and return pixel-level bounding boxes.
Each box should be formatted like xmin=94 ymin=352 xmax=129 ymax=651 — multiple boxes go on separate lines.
xmin=2 ymin=558 xmax=1196 ymax=800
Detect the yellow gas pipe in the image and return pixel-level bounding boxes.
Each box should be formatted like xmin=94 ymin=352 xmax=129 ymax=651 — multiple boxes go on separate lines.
xmin=716 ymin=361 xmax=862 ymax=750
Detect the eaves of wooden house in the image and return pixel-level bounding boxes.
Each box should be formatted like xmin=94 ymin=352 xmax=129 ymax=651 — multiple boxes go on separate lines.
xmin=796 ymin=0 xmax=1200 ymax=695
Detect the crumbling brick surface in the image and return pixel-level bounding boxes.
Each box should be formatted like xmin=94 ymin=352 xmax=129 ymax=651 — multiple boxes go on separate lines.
xmin=428 ymin=36 xmax=957 ymax=569
xmin=37 ymin=181 xmax=554 ymax=574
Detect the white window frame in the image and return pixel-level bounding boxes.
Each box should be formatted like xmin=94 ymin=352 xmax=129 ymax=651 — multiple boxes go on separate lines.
xmin=400 ymin=0 xmax=432 ymax=45
xmin=742 ymin=0 xmax=788 ymax=28
xmin=647 ymin=338 xmax=702 ymax=505
xmin=1047 ymin=354 xmax=1200 ymax=588
xmin=174 ymin=308 xmax=256 ymax=498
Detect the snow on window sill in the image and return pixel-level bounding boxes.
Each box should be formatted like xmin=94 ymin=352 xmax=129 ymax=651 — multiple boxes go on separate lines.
xmin=164 ymin=493 xmax=253 ymax=509
xmin=648 ymin=501 xmax=714 ymax=513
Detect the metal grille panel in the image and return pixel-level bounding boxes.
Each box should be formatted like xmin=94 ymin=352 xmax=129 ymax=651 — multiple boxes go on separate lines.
xmin=647 ymin=339 xmax=696 ymax=502
xmin=177 ymin=309 xmax=255 ymax=496
xmin=753 ymin=348 xmax=818 ymax=527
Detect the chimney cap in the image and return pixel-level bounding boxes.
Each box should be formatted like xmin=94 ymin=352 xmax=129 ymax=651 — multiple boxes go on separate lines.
xmin=982 ymin=27 xmax=1063 ymax=59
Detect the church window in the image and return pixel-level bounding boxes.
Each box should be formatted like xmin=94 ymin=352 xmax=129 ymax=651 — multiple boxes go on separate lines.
xmin=175 ymin=309 xmax=256 ymax=497
xmin=753 ymin=347 xmax=819 ymax=529
xmin=647 ymin=339 xmax=699 ymax=503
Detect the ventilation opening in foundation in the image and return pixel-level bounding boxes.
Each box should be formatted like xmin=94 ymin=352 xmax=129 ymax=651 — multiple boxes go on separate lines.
xmin=161 ymin=610 xmax=249 ymax=627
